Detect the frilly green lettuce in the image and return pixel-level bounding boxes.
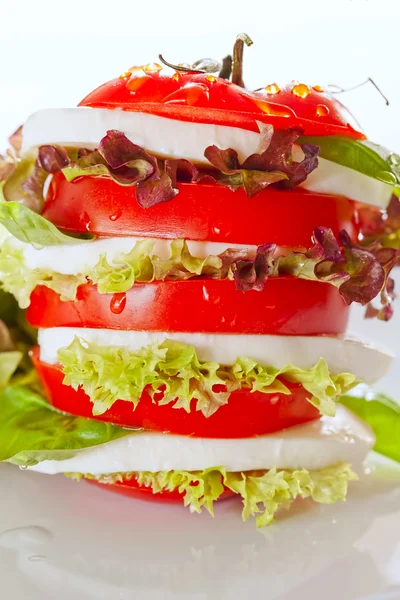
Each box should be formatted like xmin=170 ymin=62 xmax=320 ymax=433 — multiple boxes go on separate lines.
xmin=0 ymin=239 xmax=86 ymax=308
xmin=0 ymin=237 xmax=233 ymax=307
xmin=58 ymin=337 xmax=356 ymax=417
xmin=78 ymin=463 xmax=357 ymax=528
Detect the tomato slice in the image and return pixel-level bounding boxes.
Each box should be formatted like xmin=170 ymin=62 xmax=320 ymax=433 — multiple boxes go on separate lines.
xmin=85 ymin=477 xmax=236 ymax=504
xmin=43 ymin=174 xmax=358 ymax=247
xmin=28 ymin=277 xmax=349 ymax=336
xmin=79 ymin=72 xmax=364 ymax=139
xmin=31 ymin=347 xmax=320 ymax=438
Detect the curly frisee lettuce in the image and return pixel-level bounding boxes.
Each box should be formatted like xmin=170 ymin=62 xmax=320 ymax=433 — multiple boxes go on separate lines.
xmin=1 ymin=225 xmax=398 ymax=320
xmin=58 ymin=337 xmax=356 ymax=418
xmin=70 ymin=463 xmax=357 ymax=528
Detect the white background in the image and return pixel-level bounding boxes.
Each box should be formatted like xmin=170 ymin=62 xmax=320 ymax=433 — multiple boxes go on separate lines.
xmin=1 ymin=0 xmax=400 ymax=149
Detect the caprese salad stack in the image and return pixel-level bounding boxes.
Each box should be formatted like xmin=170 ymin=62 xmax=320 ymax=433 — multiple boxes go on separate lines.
xmin=0 ymin=42 xmax=399 ymax=527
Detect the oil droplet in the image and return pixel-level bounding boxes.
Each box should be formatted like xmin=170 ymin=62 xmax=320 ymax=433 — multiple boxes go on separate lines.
xmin=172 ymin=72 xmax=181 ymax=82
xmin=109 ymin=208 xmax=122 ymax=222
xmin=0 ymin=526 xmax=52 ymax=550
xmin=205 ymin=74 xmax=216 ymax=83
xmin=313 ymin=85 xmax=324 ymax=93
xmin=127 ymin=75 xmax=149 ymax=92
xmin=143 ymin=62 xmax=162 ymax=73
xmin=291 ymin=83 xmax=311 ymax=99
xmin=110 ymin=293 xmax=127 ymax=315
xmin=119 ymin=71 xmax=132 ymax=79
xmin=265 ymin=83 xmax=280 ymax=95
xmin=316 ymin=104 xmax=330 ymax=117
xmin=28 ymin=555 xmax=46 ymax=562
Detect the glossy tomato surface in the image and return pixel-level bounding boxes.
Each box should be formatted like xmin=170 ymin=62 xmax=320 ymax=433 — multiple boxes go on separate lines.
xmin=31 ymin=347 xmax=320 ymax=438
xmin=43 ymin=174 xmax=358 ymax=246
xmin=85 ymin=477 xmax=236 ymax=504
xmin=79 ymin=70 xmax=364 ymax=138
xmin=28 ymin=277 xmax=349 ymax=336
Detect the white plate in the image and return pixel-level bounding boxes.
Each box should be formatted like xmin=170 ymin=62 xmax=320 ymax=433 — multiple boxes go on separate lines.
xmin=1 ymin=302 xmax=400 ymax=599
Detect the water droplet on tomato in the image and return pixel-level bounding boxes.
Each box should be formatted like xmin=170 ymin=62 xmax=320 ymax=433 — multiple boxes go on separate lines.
xmin=291 ymin=83 xmax=311 ymax=98
xmin=110 ymin=293 xmax=127 ymax=314
xmin=81 ymin=212 xmax=92 ymax=231
xmin=127 ymin=75 xmax=150 ymax=92
xmin=265 ymin=83 xmax=280 ymax=95
xmin=143 ymin=62 xmax=162 ymax=73
xmin=316 ymin=104 xmax=330 ymax=117
xmin=202 ymin=286 xmax=210 ymax=301
xmin=313 ymin=85 xmax=324 ymax=93
xmin=109 ymin=208 xmax=122 ymax=222
xmin=119 ymin=71 xmax=132 ymax=79
xmin=212 ymin=226 xmax=221 ymax=235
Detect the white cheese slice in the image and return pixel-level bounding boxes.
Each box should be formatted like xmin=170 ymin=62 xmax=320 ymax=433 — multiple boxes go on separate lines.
xmin=28 ymin=405 xmax=375 ymax=475
xmin=22 ymin=108 xmax=393 ymax=209
xmin=38 ymin=327 xmax=393 ymax=383
xmin=0 ymin=230 xmax=256 ymax=276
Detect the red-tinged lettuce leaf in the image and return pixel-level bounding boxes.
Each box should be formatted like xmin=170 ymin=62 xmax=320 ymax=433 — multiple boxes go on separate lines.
xmin=272 ymin=227 xmax=399 ymax=320
xmin=0 ymin=152 xmax=16 ymax=182
xmin=233 ymin=244 xmax=277 ymax=291
xmin=242 ymin=125 xmax=320 ymax=189
xmin=205 ymin=124 xmax=319 ymax=195
xmin=359 ymin=195 xmax=400 ymax=250
xmin=57 ymin=131 xmax=178 ymax=209
xmin=135 ymin=173 xmax=177 ymax=209
xmin=8 ymin=126 xmax=23 ymax=155
xmin=165 ymin=159 xmax=199 ymax=187
xmin=204 ymin=144 xmax=288 ymax=197
xmin=38 ymin=145 xmax=70 ymax=173
xmin=98 ymin=130 xmax=156 ymax=183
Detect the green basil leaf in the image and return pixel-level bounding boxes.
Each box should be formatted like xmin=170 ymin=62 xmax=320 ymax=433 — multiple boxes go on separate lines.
xmin=0 ymin=385 xmax=134 ymax=467
xmin=299 ymin=136 xmax=398 ymax=185
xmin=339 ymin=385 xmax=400 ymax=463
xmin=0 ymin=202 xmax=94 ymax=247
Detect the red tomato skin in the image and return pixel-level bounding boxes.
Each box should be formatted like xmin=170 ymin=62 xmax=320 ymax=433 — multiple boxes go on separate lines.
xmin=31 ymin=347 xmax=320 ymax=438
xmin=43 ymin=174 xmax=358 ymax=247
xmin=79 ymin=71 xmax=364 ymax=139
xmin=27 ymin=278 xmax=349 ymax=336
xmin=85 ymin=477 xmax=236 ymax=504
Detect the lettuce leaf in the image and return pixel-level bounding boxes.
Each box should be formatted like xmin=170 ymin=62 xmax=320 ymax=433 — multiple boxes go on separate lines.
xmin=80 ymin=463 xmax=356 ymax=528
xmin=205 ymin=124 xmax=319 ymax=195
xmin=339 ymin=385 xmax=400 ymax=463
xmin=0 ymin=201 xmax=94 ymax=247
xmin=0 ymin=352 xmax=23 ymax=387
xmin=58 ymin=337 xmax=356 ymax=417
xmin=0 ymin=239 xmax=86 ymax=308
xmin=0 ymin=384 xmax=134 ymax=467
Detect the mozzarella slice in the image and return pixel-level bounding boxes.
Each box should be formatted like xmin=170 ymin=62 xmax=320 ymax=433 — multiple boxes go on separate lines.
xmin=22 ymin=108 xmax=393 ymax=209
xmin=1 ymin=230 xmax=256 ymax=276
xmin=28 ymin=405 xmax=375 ymax=475
xmin=38 ymin=327 xmax=393 ymax=384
